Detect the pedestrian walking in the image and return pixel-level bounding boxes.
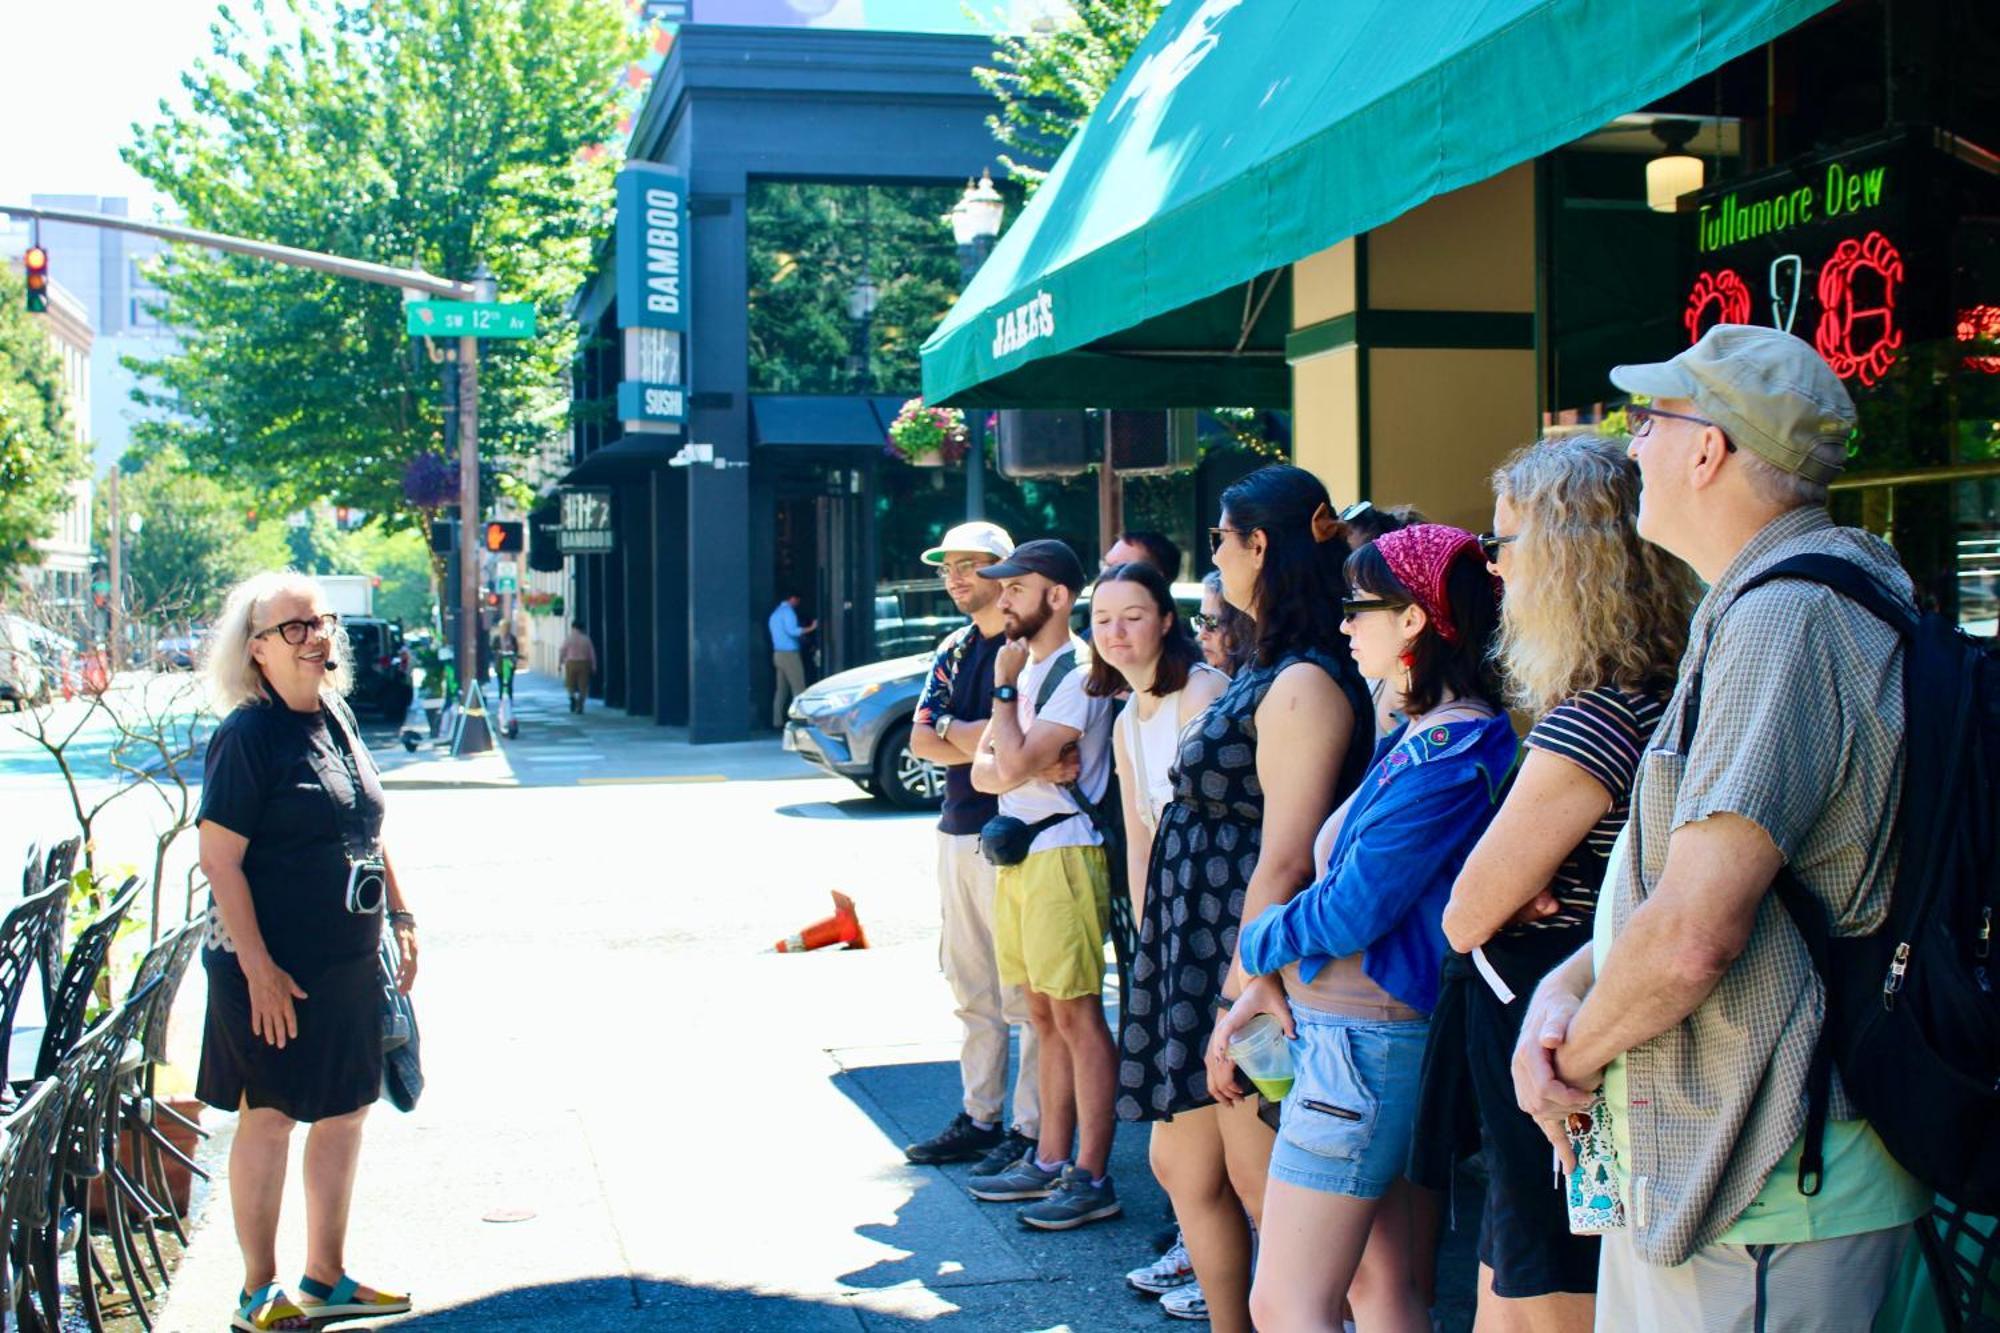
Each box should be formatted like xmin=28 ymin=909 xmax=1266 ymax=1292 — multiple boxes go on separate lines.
xmin=1513 ymin=325 xmax=1930 ymax=1332
xmin=195 ymin=572 xmax=419 ymax=1331
xmin=964 ymin=539 xmax=1122 ymax=1231
xmin=1417 ymin=436 xmax=1696 ymax=1333
xmin=1218 ymin=522 xmax=1514 ymax=1333
xmin=558 ymin=621 xmax=596 ymax=714
xmin=902 ymin=522 xmax=1046 ymax=1178
xmin=768 ymin=593 xmax=816 ymax=729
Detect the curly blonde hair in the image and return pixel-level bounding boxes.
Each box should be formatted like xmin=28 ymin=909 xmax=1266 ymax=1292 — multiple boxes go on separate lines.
xmin=1491 ymin=436 xmax=1697 ymax=716
xmin=201 ymin=571 xmax=354 ymax=714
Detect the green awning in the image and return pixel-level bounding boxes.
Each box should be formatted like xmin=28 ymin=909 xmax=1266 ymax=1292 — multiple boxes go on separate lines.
xmin=921 ymin=0 xmax=1837 ymax=409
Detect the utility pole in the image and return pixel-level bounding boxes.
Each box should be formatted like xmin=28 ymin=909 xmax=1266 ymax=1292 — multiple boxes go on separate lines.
xmin=105 ymin=468 xmax=121 ymax=667
xmin=458 ymin=263 xmax=495 ymax=696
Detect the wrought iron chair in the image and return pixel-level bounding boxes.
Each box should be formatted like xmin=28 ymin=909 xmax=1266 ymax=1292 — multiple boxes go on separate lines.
xmin=23 ymin=881 xmax=140 ymax=1090
xmin=0 ymin=1078 xmax=67 ymax=1333
xmin=0 ymin=887 xmax=64 ymax=1094
xmin=111 ymin=920 xmax=208 ymax=1278
xmin=31 ymin=842 xmax=80 ymax=1022
xmin=52 ymin=980 xmax=161 ymax=1332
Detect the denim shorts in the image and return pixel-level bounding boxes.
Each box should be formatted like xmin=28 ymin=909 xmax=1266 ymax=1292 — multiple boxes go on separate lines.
xmin=1266 ymin=1003 xmax=1429 ymax=1199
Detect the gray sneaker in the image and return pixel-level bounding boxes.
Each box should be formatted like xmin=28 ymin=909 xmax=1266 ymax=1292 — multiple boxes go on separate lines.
xmin=1018 ymin=1165 xmax=1121 ymax=1230
xmin=966 ymin=1154 xmax=1062 ymax=1202
xmin=968 ymin=1130 xmax=1038 ymax=1180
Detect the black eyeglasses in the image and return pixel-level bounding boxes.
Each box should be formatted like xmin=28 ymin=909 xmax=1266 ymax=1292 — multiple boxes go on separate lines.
xmin=1340 ymin=597 xmax=1410 ymax=619
xmin=1627 ymin=404 xmax=1734 ymax=452
xmin=1477 ymin=532 xmax=1518 ymax=562
xmin=253 ymin=613 xmax=339 ymax=645
xmin=1191 ymin=612 xmax=1220 ymax=633
xmin=1208 ymin=526 xmax=1241 ymax=554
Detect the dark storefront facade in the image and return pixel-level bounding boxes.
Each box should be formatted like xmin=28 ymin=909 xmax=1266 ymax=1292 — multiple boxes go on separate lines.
xmin=560 ymin=24 xmax=1002 ymax=741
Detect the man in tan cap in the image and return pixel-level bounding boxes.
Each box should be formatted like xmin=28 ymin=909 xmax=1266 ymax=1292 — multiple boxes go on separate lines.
xmin=1512 ymin=325 xmax=1926 ymax=1330
xmin=903 ymin=521 xmax=1044 ymax=1176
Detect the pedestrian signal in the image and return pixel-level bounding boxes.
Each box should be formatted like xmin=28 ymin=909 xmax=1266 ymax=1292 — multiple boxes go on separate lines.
xmin=482 ymin=521 xmax=522 ymax=553
xmin=23 ymin=246 xmax=49 ymax=313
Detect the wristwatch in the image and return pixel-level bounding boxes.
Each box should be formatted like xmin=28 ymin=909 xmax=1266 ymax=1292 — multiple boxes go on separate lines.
xmin=992 ymin=684 xmax=1019 ymax=703
xmin=933 ymin=714 xmax=953 ymax=740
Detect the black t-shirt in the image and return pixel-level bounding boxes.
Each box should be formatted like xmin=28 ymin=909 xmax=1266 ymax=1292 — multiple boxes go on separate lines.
xmin=197 ymin=696 xmax=386 ymax=974
xmin=916 ymin=624 xmax=1006 ymax=836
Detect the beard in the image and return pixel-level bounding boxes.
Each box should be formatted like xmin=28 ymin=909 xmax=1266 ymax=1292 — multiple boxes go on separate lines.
xmin=1004 ymin=591 xmax=1055 ymax=642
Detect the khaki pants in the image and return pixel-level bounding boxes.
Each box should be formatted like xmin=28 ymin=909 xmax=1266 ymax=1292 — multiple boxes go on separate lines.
xmin=772 ymin=650 xmax=806 ymax=728
xmin=1596 ymin=1223 xmax=1905 ymax=1332
xmin=938 ymin=831 xmax=1039 ymax=1134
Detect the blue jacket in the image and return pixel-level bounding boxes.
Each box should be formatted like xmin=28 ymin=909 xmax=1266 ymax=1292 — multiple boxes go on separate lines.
xmin=1239 ymin=711 xmax=1518 ymax=1014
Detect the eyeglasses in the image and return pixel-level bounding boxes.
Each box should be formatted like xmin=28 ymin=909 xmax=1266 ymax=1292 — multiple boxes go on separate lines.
xmin=1627 ymin=404 xmax=1734 ymax=452
xmin=1191 ymin=612 xmax=1220 ymax=634
xmin=1208 ymin=526 xmax=1241 ymax=554
xmin=935 ymin=557 xmax=989 ymax=580
xmin=253 ymin=613 xmax=340 ymax=645
xmin=1339 ymin=500 xmax=1376 ymax=523
xmin=1340 ymin=597 xmax=1410 ymax=619
xmin=1477 ymin=532 xmax=1518 ymax=562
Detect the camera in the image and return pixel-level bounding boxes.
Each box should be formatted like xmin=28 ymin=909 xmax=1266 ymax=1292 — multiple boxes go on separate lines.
xmin=345 ymin=859 xmax=388 ymax=915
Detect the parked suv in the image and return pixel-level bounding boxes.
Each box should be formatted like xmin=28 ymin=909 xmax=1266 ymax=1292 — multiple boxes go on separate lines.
xmin=343 ymin=617 xmax=415 ymax=721
xmin=0 ymin=615 xmax=50 ymax=710
xmin=784 ymin=580 xmax=1206 ymax=809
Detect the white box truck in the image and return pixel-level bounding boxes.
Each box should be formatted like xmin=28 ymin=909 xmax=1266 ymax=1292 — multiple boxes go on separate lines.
xmin=320 ymin=575 xmax=375 ymax=619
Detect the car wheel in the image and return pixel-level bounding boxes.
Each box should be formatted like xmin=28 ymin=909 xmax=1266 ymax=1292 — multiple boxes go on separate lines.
xmin=872 ymin=720 xmax=946 ymax=811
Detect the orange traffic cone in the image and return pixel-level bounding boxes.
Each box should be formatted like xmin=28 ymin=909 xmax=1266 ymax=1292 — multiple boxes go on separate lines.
xmin=774 ymin=891 xmax=869 ymax=953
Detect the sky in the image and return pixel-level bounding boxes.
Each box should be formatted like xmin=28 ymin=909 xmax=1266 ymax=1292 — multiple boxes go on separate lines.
xmin=0 ymin=0 xmax=228 ymax=218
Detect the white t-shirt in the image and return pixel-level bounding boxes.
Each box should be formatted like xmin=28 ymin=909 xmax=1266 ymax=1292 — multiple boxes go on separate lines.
xmin=998 ymin=636 xmax=1114 ymax=853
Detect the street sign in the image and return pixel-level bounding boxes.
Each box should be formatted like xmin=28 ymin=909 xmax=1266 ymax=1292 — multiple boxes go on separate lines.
xmin=496 ymin=573 xmax=518 ymax=594
xmin=496 ymin=560 xmax=518 ymax=580
xmin=405 ymin=301 xmax=537 ymax=339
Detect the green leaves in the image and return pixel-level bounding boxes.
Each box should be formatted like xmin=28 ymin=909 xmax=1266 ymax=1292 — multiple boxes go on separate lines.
xmin=0 ymin=267 xmax=87 ymax=583
xmin=122 ymin=0 xmax=635 ymax=525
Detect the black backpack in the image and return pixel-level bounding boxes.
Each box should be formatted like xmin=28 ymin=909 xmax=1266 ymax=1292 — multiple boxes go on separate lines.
xmin=1682 ymin=553 xmax=2000 ymax=1210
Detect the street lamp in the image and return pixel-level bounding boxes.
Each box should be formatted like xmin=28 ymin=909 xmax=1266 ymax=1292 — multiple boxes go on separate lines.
xmin=951 ymin=171 xmax=1005 ymax=519
xmin=846 ymin=271 xmax=879 ymax=393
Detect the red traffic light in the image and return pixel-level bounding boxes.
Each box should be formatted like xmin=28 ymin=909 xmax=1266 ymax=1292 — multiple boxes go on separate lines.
xmin=482 ymin=521 xmax=522 ymax=553
xmin=23 ymin=247 xmax=47 ymax=274
xmin=23 ymin=246 xmax=49 ymax=312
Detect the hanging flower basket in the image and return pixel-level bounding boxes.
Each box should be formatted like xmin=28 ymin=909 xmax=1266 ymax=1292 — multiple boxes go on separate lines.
xmin=885 ymin=398 xmax=969 ymax=468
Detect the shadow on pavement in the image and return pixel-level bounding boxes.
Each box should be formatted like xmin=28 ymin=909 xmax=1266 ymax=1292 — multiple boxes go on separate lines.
xmin=773 ymin=796 xmax=936 ymax=821
xmin=319 ymin=1276 xmax=929 ymax=1330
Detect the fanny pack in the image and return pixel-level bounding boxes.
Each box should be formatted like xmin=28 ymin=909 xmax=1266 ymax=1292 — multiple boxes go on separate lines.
xmin=978 ymin=647 xmax=1100 ymax=867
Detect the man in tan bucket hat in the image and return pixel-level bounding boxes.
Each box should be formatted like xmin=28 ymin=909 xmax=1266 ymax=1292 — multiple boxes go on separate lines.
xmin=1511 ymin=325 xmax=1927 ymax=1330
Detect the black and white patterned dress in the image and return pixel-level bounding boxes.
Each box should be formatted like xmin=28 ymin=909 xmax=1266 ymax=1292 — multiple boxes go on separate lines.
xmin=1117 ymin=648 xmax=1372 ymax=1121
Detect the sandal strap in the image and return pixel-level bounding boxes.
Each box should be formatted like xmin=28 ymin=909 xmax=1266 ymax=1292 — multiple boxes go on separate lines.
xmin=238 ymin=1284 xmax=311 ymax=1328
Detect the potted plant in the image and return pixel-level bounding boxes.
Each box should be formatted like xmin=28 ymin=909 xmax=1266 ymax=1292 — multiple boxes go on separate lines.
xmin=885 ymin=398 xmax=969 ymax=468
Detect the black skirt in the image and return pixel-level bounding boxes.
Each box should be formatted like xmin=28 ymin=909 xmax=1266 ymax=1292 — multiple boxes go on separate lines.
xmin=198 ymin=950 xmax=382 ymax=1122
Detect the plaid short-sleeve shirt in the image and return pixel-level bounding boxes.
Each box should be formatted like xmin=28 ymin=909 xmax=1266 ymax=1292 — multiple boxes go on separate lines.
xmin=1607 ymin=505 xmax=1913 ymax=1265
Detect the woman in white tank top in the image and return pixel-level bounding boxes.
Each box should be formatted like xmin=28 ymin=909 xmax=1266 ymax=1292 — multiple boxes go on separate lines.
xmin=1085 ymin=563 xmax=1227 ymax=922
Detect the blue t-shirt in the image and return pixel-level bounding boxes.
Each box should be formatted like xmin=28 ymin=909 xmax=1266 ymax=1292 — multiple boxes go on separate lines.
xmin=913 ymin=623 xmax=1005 ymax=835
xmin=769 ymin=602 xmax=804 ymax=651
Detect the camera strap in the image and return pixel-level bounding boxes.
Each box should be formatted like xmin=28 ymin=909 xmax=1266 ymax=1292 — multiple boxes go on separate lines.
xmin=321 ymin=697 xmax=382 ymax=864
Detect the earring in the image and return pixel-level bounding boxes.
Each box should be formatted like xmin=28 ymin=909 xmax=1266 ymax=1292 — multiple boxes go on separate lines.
xmin=1398 ymin=650 xmax=1416 ymax=670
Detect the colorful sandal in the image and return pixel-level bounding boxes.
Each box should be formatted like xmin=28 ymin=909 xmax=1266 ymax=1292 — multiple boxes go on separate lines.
xmin=232 ymin=1283 xmax=316 ymax=1331
xmin=295 ymin=1273 xmax=413 ymax=1322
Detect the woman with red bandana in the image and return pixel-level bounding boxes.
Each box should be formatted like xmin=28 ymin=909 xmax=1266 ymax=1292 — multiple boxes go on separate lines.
xmin=1210 ymin=523 xmax=1517 ymax=1333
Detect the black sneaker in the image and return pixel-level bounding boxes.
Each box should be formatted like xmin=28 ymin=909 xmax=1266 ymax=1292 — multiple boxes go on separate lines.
xmin=968 ymin=1130 xmax=1038 ymax=1180
xmin=1018 ymin=1165 xmax=1121 ymax=1231
xmin=904 ymin=1112 xmax=1003 ymax=1165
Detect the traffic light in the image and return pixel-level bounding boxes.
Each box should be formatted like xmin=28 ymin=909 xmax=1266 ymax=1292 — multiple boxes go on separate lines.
xmin=482 ymin=521 xmax=523 ymax=553
xmin=23 ymin=246 xmax=49 ymax=313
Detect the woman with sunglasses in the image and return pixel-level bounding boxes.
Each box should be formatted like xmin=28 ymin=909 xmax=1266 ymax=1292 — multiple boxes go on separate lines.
xmin=1117 ymin=465 xmax=1375 ymax=1332
xmin=1214 ymin=523 xmax=1516 ymax=1333
xmin=1418 ymin=437 xmax=1694 ymax=1333
xmin=196 ymin=572 xmax=418 ymax=1331
xmin=1193 ymin=570 xmax=1252 ymax=676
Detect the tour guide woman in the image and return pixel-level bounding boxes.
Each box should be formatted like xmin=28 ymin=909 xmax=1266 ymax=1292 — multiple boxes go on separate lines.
xmin=197 ymin=571 xmax=418 ymax=1332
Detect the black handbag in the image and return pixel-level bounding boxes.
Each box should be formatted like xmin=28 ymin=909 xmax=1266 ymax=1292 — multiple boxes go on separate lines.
xmin=378 ymin=932 xmax=423 ymax=1112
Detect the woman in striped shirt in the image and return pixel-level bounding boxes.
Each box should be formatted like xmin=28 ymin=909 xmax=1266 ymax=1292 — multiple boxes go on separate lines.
xmin=1424 ymin=434 xmax=1698 ymax=1333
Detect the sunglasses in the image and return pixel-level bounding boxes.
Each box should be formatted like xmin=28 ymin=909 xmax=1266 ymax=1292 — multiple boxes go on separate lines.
xmin=1340 ymin=597 xmax=1410 ymax=619
xmin=1207 ymin=526 xmax=1241 ymax=554
xmin=1191 ymin=612 xmax=1220 ymax=633
xmin=253 ymin=613 xmax=340 ymax=646
xmin=1627 ymin=404 xmax=1735 ymax=452
xmin=1478 ymin=532 xmax=1519 ymax=562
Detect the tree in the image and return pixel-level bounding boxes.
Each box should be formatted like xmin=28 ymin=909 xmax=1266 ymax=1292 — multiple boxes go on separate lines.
xmin=973 ymin=0 xmax=1167 ymax=193
xmin=107 ymin=447 xmax=289 ymax=618
xmin=123 ymin=0 xmax=635 ymax=527
xmin=0 ymin=268 xmax=88 ymax=586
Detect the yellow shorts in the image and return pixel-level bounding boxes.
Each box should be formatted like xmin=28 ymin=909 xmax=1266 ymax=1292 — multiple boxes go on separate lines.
xmin=994 ymin=844 xmax=1110 ymax=1000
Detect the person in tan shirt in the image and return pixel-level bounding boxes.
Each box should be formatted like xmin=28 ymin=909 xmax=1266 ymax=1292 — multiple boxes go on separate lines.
xmin=557 ymin=622 xmax=596 ymax=715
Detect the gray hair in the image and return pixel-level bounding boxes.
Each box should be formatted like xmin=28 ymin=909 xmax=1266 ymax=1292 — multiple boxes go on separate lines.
xmin=201 ymin=570 xmax=353 ymax=714
xmin=1733 ymin=439 xmax=1840 ymax=510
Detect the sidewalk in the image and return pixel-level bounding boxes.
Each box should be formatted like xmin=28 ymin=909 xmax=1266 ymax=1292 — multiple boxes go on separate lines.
xmin=373 ymin=669 xmax=822 ymax=791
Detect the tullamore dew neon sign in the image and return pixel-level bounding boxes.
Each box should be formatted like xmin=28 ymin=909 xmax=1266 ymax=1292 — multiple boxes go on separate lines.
xmin=1697 ymin=161 xmax=1890 ymax=254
